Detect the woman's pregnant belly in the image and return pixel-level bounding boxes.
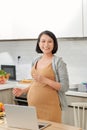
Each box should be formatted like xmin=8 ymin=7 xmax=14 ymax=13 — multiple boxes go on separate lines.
xmin=27 ymin=83 xmax=58 ymax=106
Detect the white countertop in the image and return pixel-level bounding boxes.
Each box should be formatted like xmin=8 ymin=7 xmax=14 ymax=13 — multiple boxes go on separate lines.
xmin=0 ymin=81 xmax=17 ymax=90
xmin=66 ymin=90 xmax=87 ymax=97
xmin=0 ymin=81 xmax=87 ymax=97
xmin=0 ymin=81 xmax=30 ymax=90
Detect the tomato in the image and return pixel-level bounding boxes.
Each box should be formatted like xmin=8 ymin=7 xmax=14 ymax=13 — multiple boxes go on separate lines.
xmin=0 ymin=102 xmax=4 ymax=112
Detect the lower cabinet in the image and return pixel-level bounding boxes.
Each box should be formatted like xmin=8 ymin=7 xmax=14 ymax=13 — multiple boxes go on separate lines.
xmin=0 ymin=88 xmax=14 ymax=104
xmin=62 ymin=95 xmax=87 ymax=128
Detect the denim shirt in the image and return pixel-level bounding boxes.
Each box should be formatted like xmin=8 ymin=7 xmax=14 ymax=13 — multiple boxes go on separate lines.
xmin=31 ymin=55 xmax=69 ymax=110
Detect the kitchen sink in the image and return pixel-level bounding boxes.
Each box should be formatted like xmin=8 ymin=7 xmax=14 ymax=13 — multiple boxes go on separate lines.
xmin=68 ymin=88 xmax=78 ymax=92
xmin=69 ymin=87 xmax=87 ymax=93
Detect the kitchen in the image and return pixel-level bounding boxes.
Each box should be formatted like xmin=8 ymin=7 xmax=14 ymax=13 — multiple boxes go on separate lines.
xmin=0 ymin=0 xmax=87 ymax=130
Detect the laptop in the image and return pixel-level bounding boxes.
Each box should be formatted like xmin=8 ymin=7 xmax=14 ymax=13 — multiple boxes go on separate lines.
xmin=4 ymin=104 xmax=51 ymax=130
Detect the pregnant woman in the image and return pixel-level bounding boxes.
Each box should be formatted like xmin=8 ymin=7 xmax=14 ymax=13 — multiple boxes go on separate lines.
xmin=13 ymin=30 xmax=69 ymax=123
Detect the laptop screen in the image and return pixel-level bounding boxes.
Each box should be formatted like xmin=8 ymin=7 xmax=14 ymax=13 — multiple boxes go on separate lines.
xmin=4 ymin=104 xmax=50 ymax=130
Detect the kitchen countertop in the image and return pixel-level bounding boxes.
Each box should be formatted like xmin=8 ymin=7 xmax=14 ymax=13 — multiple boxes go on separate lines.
xmin=0 ymin=118 xmax=82 ymax=130
xmin=66 ymin=90 xmax=87 ymax=97
xmin=0 ymin=81 xmax=87 ymax=97
xmin=0 ymin=81 xmax=17 ymax=90
xmin=0 ymin=81 xmax=30 ymax=90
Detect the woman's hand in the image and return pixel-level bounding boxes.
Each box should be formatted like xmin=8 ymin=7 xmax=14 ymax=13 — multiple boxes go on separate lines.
xmin=32 ymin=73 xmax=45 ymax=84
xmin=12 ymin=88 xmax=23 ymax=97
xmin=32 ymin=73 xmax=61 ymax=90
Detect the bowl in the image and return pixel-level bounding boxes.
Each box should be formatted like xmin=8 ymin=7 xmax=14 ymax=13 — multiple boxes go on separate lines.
xmin=0 ymin=112 xmax=5 ymax=117
xmin=0 ymin=74 xmax=10 ymax=84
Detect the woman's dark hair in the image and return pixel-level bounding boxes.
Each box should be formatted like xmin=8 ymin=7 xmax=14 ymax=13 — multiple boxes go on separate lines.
xmin=36 ymin=30 xmax=58 ymax=54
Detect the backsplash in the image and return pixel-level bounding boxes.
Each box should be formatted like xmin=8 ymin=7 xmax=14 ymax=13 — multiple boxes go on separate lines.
xmin=0 ymin=38 xmax=87 ymax=85
xmin=0 ymin=40 xmax=37 ymax=64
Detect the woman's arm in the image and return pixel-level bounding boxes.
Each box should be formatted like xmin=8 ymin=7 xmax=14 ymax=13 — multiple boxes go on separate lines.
xmin=32 ymin=73 xmax=61 ymax=90
xmin=42 ymin=77 xmax=61 ymax=90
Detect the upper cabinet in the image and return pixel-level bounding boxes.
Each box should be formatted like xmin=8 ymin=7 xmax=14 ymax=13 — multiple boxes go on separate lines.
xmin=56 ymin=0 xmax=83 ymax=38
xmin=0 ymin=0 xmax=86 ymax=39
xmin=12 ymin=0 xmax=83 ymax=39
xmin=83 ymin=0 xmax=87 ymax=37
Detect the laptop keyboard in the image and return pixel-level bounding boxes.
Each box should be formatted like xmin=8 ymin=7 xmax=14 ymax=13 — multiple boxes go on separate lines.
xmin=38 ymin=124 xmax=45 ymax=129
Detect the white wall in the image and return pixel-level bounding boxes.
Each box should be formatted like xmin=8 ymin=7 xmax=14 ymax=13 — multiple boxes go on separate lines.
xmin=0 ymin=38 xmax=87 ymax=85
xmin=57 ymin=39 xmax=87 ymax=84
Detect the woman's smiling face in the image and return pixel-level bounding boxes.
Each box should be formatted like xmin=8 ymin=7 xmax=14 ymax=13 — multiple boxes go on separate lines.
xmin=39 ymin=34 xmax=54 ymax=54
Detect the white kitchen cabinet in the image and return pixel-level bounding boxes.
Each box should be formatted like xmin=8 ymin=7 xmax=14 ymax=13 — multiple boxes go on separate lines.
xmin=12 ymin=0 xmax=83 ymax=38
xmin=56 ymin=0 xmax=83 ymax=37
xmin=0 ymin=0 xmax=83 ymax=39
xmin=83 ymin=0 xmax=87 ymax=36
